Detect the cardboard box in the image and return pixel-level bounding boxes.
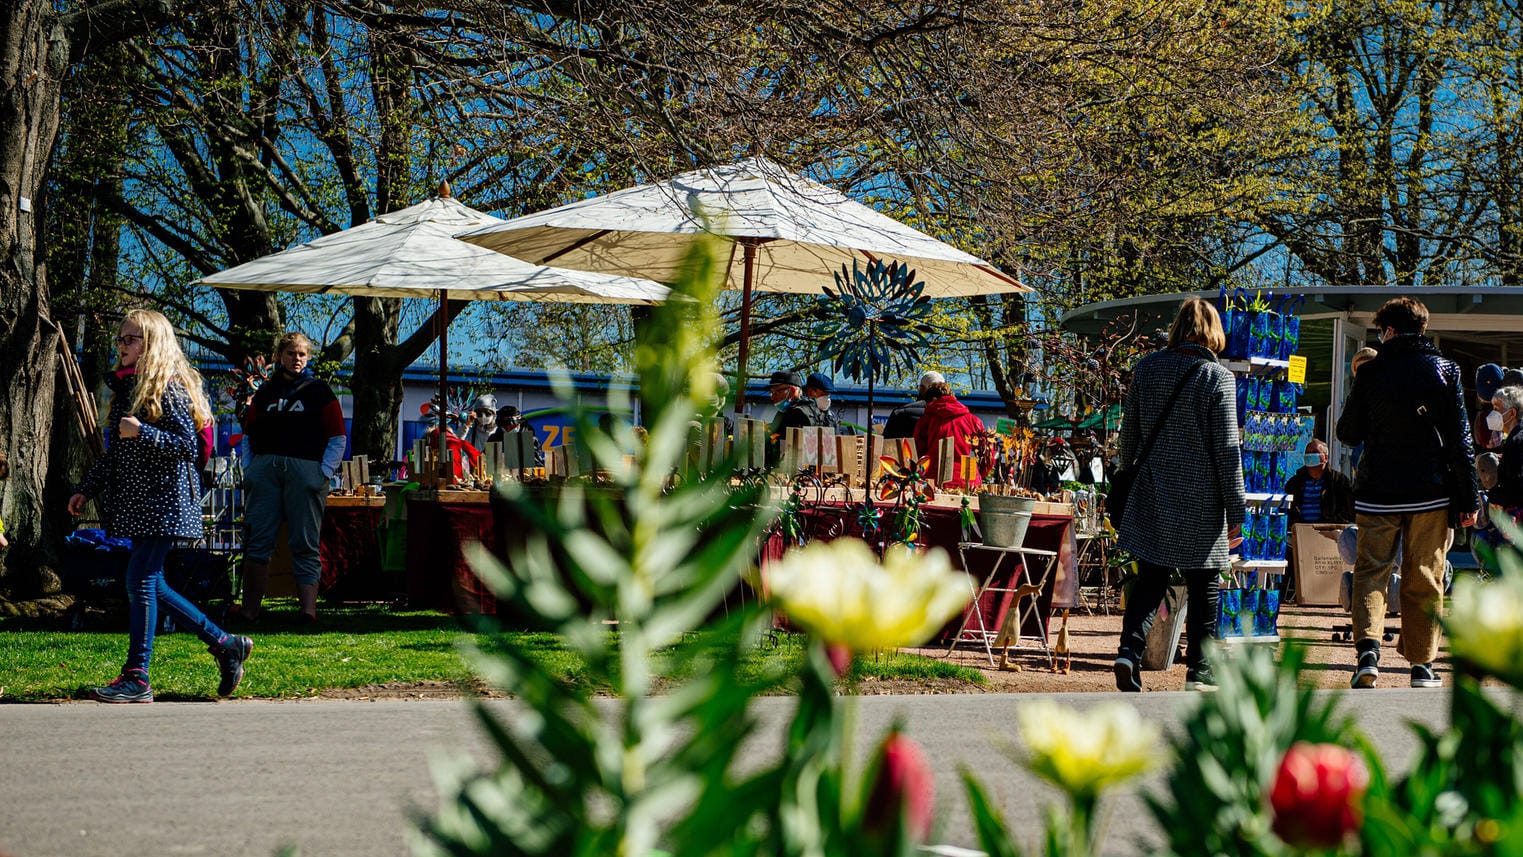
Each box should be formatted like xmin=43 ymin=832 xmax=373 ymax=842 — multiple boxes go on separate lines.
xmin=1293 ymin=523 xmax=1350 ymax=606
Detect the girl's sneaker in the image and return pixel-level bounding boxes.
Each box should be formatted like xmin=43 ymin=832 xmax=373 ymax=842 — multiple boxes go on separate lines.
xmin=212 ymin=635 xmax=253 ymax=697
xmin=90 ymin=670 xmax=153 ymax=703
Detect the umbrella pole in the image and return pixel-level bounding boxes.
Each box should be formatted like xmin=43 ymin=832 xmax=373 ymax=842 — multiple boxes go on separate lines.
xmin=437 ymin=289 xmax=451 ymax=485
xmin=734 ymin=241 xmax=757 ymax=415
xmin=865 ymin=365 xmax=875 ymax=492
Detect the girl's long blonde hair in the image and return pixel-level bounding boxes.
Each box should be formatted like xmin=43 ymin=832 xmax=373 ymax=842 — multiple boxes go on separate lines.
xmin=121 ymin=309 xmax=213 ymax=429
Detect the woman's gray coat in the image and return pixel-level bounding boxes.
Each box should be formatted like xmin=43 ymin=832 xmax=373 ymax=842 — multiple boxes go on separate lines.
xmin=1116 ymin=344 xmax=1246 ymax=569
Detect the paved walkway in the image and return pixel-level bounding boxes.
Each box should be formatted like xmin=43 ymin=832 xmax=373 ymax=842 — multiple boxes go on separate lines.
xmin=0 ymin=689 xmax=1453 ymax=857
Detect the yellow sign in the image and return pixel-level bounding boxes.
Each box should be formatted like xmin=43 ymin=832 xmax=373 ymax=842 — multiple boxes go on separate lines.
xmin=1287 ymin=355 xmax=1307 ymax=385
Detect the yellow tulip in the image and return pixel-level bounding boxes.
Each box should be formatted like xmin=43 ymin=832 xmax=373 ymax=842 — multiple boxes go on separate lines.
xmin=1015 ymin=700 xmax=1159 ymax=799
xmin=762 ymin=539 xmax=971 ymax=652
xmin=1447 ymin=574 xmax=1523 ymax=686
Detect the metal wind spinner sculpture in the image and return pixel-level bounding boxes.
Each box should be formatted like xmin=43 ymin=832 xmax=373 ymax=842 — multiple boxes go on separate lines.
xmin=813 ymin=259 xmax=933 ymax=429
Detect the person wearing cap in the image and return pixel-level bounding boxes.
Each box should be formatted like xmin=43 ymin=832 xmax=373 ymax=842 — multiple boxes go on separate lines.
xmin=1475 ymin=364 xmax=1505 ymax=451
xmin=884 ymin=371 xmax=944 ymax=440
xmin=464 ymin=393 xmax=499 ymax=452
xmin=488 ymin=404 xmax=544 ymax=469
xmin=767 ymin=370 xmax=816 ymax=465
xmin=803 ymin=372 xmax=844 ymax=432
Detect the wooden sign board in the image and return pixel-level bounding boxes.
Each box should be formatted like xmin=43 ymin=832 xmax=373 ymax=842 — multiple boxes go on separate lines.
xmin=816 ymin=427 xmax=838 ymax=471
xmin=838 ymin=435 xmax=864 ymax=481
xmin=783 ymin=426 xmax=807 ymax=472
xmin=1292 ymin=523 xmax=1349 ymax=606
xmin=936 ymin=437 xmax=957 ymax=487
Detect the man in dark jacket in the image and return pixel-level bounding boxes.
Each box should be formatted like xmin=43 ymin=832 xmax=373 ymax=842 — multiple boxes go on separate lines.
xmin=1284 ymin=439 xmax=1354 ymax=526
xmin=883 ymin=370 xmax=943 ymax=439
xmin=1336 ymin=297 xmax=1479 ymax=690
xmin=767 ymin=371 xmax=811 ymax=465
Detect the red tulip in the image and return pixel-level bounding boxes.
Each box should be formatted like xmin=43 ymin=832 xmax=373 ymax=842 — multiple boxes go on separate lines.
xmin=825 ymin=642 xmax=853 ymax=678
xmin=1269 ymin=742 xmax=1369 ymax=848
xmin=862 ymin=731 xmax=935 ymax=844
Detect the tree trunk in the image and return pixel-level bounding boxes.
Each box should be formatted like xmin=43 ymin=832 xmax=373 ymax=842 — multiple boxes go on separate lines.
xmin=348 ymin=296 xmax=404 ymax=464
xmin=1 ymin=0 xmax=200 ymax=598
xmin=0 ymin=0 xmax=70 ymax=595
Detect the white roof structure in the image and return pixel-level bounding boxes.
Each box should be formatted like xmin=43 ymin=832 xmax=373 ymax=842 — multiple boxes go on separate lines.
xmin=455 ymin=156 xmax=1026 ymax=297
xmin=198 ymin=196 xmax=669 ymax=305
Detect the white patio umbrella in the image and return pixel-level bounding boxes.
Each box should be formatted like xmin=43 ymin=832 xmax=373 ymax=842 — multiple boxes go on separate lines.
xmin=198 ymin=191 xmax=669 ymax=479
xmin=455 ymin=156 xmax=1028 ymax=410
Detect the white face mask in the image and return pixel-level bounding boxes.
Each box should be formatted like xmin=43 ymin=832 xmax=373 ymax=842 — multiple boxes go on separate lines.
xmin=815 ymin=395 xmax=832 ymax=410
xmin=1488 ymin=409 xmax=1509 ymax=432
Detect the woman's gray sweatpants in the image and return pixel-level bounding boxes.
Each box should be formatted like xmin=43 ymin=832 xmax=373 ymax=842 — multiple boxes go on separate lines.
xmin=243 ymin=454 xmax=329 ymax=585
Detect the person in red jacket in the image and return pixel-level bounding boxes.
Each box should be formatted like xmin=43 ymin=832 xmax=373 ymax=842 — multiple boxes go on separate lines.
xmin=912 ymin=381 xmax=986 ymax=488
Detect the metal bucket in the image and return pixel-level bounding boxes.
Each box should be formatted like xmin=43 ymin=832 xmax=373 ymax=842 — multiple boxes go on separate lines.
xmin=979 ymin=510 xmax=1033 ymax=549
xmin=977 ymin=494 xmax=1037 ymax=516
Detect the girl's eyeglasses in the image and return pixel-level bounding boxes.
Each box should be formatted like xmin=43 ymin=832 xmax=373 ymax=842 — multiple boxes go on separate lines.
xmin=115 ymin=334 xmax=143 ymax=347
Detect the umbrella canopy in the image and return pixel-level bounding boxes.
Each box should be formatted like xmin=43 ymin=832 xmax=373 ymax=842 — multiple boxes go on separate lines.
xmin=198 ymin=196 xmax=670 ymax=304
xmin=1033 ymin=414 xmax=1079 ymax=431
xmin=1077 ymin=404 xmax=1122 ymax=432
xmin=455 ymin=156 xmax=1024 ymax=298
xmin=197 ymin=193 xmax=669 ymax=483
xmin=456 ymin=157 xmax=1028 ymax=414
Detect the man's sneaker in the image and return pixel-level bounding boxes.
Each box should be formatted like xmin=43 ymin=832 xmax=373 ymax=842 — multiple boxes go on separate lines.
xmin=1411 ymin=663 xmax=1442 ymax=688
xmin=1114 ymin=650 xmax=1142 ymax=693
xmin=1351 ymin=646 xmax=1379 ymax=689
xmin=90 ymin=670 xmax=153 ymax=703
xmin=212 ymin=635 xmax=253 ymax=697
xmin=1185 ymin=667 xmax=1219 ymax=692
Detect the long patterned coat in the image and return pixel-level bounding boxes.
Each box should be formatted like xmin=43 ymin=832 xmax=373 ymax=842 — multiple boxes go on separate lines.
xmin=1116 ymin=343 xmax=1246 ymax=569
xmin=76 ymin=369 xmax=204 ymax=540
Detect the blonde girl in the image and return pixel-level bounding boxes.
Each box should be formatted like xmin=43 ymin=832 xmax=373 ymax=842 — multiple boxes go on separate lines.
xmin=69 ymin=309 xmax=252 ymax=702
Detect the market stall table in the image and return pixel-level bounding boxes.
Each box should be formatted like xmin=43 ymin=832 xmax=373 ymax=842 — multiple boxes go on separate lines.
xmin=760 ymin=496 xmax=1078 ymax=649
xmin=404 ymin=488 xmax=503 ymax=614
xmin=319 ymin=493 xmax=387 ymax=602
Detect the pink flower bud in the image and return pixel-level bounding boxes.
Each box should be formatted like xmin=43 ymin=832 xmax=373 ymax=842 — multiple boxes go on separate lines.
xmin=826 ymin=642 xmax=853 ymax=677
xmin=863 ymin=731 xmax=935 ymax=844
xmin=1269 ymin=742 xmax=1369 ymax=848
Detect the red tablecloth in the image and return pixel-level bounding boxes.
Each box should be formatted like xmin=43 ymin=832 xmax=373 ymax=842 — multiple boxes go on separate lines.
xmin=404 ymin=498 xmax=502 ymax=614
xmin=760 ymin=503 xmax=1078 ymax=641
xmin=318 ymin=505 xmax=386 ymax=601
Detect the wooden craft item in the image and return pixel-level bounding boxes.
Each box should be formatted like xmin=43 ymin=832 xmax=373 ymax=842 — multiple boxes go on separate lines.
xmin=706 ymin=419 xmax=727 ymax=471
xmin=817 ymin=428 xmax=838 ymax=471
xmin=959 ymin=454 xmax=977 ymax=484
xmin=838 ymin=435 xmax=864 ymax=481
xmin=936 ymin=437 xmax=957 ymax=487
xmin=747 ymin=418 xmax=770 ymax=469
xmin=783 ymin=427 xmax=806 ymax=472
xmin=483 ymin=441 xmax=502 ymax=480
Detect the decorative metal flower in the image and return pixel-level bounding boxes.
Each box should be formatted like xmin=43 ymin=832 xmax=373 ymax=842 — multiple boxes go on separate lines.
xmin=420 ymin=386 xmax=476 ymax=434
xmin=225 ymin=355 xmax=274 ymax=420
xmin=814 ymin=259 xmax=933 ymax=384
xmin=877 ymin=456 xmax=937 ymax=504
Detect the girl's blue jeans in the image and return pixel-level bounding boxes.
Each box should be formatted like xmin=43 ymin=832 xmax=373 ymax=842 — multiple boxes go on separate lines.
xmin=125 ymin=536 xmax=227 ymax=678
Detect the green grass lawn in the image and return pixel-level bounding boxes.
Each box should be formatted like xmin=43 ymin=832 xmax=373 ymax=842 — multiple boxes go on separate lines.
xmin=0 ymin=600 xmax=984 ymax=702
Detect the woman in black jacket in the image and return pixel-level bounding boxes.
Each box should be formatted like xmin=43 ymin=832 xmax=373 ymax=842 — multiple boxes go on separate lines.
xmin=1113 ymin=297 xmax=1245 ymax=692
